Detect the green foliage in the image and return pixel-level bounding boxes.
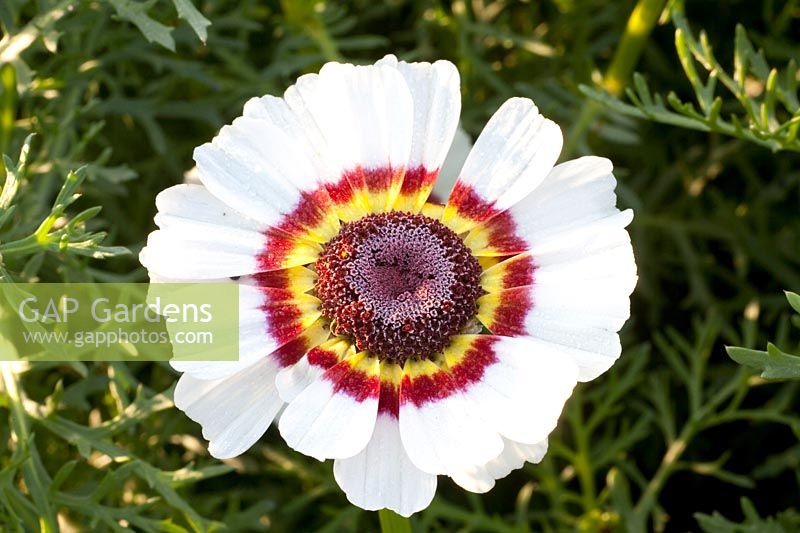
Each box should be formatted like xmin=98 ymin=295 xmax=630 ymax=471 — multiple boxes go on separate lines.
xmin=0 ymin=0 xmax=799 ymax=531
xmin=727 ymin=292 xmax=800 ymax=379
xmin=581 ymin=3 xmax=800 ymax=152
xmin=0 ymin=363 xmax=232 ymax=530
xmin=696 ymin=498 xmax=800 ymax=533
xmin=0 ymin=136 xmax=129 ymax=275
xmin=108 ymin=0 xmax=211 ymax=50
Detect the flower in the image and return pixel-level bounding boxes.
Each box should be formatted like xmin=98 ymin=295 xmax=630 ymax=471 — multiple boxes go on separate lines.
xmin=140 ymin=55 xmax=637 ymax=517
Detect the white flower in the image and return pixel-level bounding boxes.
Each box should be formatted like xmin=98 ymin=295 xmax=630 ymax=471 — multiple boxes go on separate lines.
xmin=140 ymin=55 xmax=637 ymax=517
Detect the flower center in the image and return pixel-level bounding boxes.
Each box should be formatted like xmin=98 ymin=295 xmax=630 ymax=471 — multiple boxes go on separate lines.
xmin=314 ymin=211 xmax=483 ymax=364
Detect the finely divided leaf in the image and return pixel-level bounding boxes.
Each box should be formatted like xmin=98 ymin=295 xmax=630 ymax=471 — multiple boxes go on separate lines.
xmin=108 ymin=0 xmax=176 ymax=51
xmin=108 ymin=0 xmax=211 ymax=50
xmin=727 ymin=292 xmax=800 ymax=379
xmin=786 ymin=291 xmax=800 ymax=315
xmin=172 ymin=0 xmax=211 ymax=43
xmin=727 ymin=344 xmax=800 ymax=380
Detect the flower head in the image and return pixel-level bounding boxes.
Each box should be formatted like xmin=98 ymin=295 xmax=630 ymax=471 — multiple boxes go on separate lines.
xmin=140 ymin=55 xmax=637 ymax=516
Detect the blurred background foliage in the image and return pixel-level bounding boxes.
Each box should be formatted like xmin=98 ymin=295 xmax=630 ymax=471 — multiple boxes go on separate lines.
xmin=0 ymin=0 xmax=799 ymax=531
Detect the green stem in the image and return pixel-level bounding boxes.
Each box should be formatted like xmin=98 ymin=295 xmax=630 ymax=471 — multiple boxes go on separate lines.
xmin=0 ymin=0 xmax=77 ymax=62
xmin=567 ymin=391 xmax=597 ymax=512
xmin=628 ymin=368 xmax=750 ymax=531
xmin=603 ymin=0 xmax=667 ymax=96
xmin=627 ymin=421 xmax=694 ymax=532
xmin=1 ymin=364 xmax=59 ymax=532
xmin=0 ymin=213 xmax=61 ymax=256
xmin=0 ymin=234 xmax=43 ymax=256
xmin=378 ymin=509 xmax=412 ymax=533
xmin=0 ymin=62 xmax=17 ymax=173
xmin=563 ymin=0 xmax=667 ymax=157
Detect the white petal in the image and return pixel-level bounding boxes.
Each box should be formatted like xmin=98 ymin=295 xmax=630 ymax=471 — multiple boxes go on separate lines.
xmin=300 ymin=61 xmax=413 ymax=174
xmin=530 ymin=209 xmax=634 ymax=267
xmin=533 ymin=237 xmax=637 ymax=289
xmin=271 ymin=62 xmax=415 ymax=189
xmin=523 ymin=320 xmax=623 ymax=382
xmin=376 ymin=55 xmax=461 ymax=171
xmin=472 ymin=156 xmax=637 ymax=381
xmin=140 ymin=229 xmax=262 ymax=280
xmin=398 ymin=362 xmax=503 ymax=474
xmin=467 ymin=157 xmax=631 ymax=255
xmin=279 ymin=357 xmax=380 ymax=461
xmin=511 ymin=156 xmax=620 ymax=243
xmin=171 ymin=284 xmax=321 ymax=380
xmin=276 ymin=337 xmax=354 ymax=403
xmin=443 ymin=98 xmax=562 ymax=231
xmin=275 ymin=354 xmax=322 ymax=404
xmin=334 ymin=414 xmax=436 ymax=517
xmin=242 ymin=94 xmax=332 ymax=182
xmin=528 ymin=216 xmax=634 ymax=381
xmin=173 ymin=357 xmax=283 ymax=459
xmin=154 ymin=184 xmax=265 ymax=232
xmin=450 ymin=438 xmax=548 ymax=493
xmin=139 ymin=184 xmax=266 ymax=279
xmin=212 ymin=117 xmax=319 ymax=191
xmin=281 ymin=74 xmax=344 ymax=186
xmin=243 ymin=62 xmax=420 ymax=217
xmin=530 ymin=253 xmax=635 ymax=331
xmin=147 ymin=272 xmax=222 ymax=284
xmin=193 ymin=118 xmax=337 ymax=241
xmin=462 ymin=336 xmax=578 ymax=444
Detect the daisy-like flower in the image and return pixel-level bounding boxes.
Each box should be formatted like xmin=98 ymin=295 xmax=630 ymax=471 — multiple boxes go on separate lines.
xmin=140 ymin=55 xmax=637 ymax=517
